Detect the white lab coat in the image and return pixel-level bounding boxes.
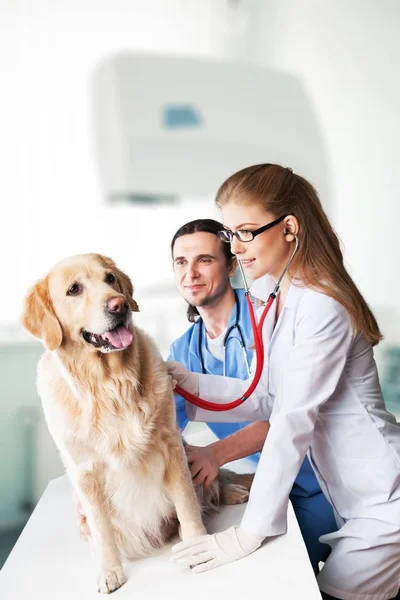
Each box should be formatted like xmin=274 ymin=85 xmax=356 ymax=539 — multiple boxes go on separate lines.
xmin=186 ymin=276 xmax=400 ymax=600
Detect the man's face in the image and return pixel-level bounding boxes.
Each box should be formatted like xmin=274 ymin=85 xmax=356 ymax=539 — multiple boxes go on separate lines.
xmin=172 ymin=232 xmax=235 ymax=308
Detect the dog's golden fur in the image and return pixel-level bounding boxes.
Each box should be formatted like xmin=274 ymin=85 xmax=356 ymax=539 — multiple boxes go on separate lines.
xmin=21 ymin=253 xmax=252 ymax=594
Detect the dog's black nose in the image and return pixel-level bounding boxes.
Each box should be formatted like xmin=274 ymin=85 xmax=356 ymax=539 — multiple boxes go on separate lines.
xmin=107 ymin=296 xmax=128 ymax=315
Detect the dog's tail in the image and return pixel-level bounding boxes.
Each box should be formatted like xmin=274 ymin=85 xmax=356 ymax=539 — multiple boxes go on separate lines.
xmin=217 ymin=469 xmax=254 ymax=505
xmin=219 ymin=470 xmax=255 ymax=489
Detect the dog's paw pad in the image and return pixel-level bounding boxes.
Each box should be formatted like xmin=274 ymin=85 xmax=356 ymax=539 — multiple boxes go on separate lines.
xmin=97 ymin=566 xmax=127 ymax=594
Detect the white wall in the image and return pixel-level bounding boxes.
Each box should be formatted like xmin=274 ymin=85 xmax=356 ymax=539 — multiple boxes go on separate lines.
xmin=1 ymin=0 xmax=229 ymax=329
xmin=3 ymin=0 xmax=399 ymax=333
xmin=253 ymin=0 xmax=400 ymax=341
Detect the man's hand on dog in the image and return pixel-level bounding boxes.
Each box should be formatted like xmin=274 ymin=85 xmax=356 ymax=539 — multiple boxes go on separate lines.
xmin=186 ymin=444 xmax=220 ymax=487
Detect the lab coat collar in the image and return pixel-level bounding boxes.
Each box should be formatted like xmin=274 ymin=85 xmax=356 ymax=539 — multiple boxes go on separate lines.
xmin=249 ymin=275 xmax=304 ymax=309
xmin=249 ymin=275 xmax=275 ymax=303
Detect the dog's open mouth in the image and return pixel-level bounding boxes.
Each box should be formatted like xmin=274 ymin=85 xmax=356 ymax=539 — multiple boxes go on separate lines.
xmin=82 ymin=325 xmax=133 ymax=352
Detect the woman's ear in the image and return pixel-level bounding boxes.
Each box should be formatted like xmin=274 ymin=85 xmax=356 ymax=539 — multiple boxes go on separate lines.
xmin=283 ymin=215 xmax=299 ymax=242
xmin=21 ymin=278 xmax=63 ymax=351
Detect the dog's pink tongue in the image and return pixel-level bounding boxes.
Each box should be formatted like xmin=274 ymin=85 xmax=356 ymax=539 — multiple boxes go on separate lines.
xmin=103 ymin=325 xmax=133 ymax=349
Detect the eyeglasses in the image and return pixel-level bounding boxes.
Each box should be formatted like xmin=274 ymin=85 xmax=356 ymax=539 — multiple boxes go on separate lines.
xmin=218 ymin=215 xmax=286 ymax=243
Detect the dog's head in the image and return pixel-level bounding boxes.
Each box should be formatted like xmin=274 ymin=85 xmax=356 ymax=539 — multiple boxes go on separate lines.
xmin=21 ymin=254 xmax=139 ymax=353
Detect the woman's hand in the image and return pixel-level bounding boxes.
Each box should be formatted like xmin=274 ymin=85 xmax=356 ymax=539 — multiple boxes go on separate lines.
xmin=186 ymin=444 xmax=220 ymax=487
xmin=165 ymin=360 xmax=199 ymax=395
xmin=171 ymin=525 xmax=262 ymax=573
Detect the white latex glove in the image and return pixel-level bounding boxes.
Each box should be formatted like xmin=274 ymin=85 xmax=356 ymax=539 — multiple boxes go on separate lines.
xmin=171 ymin=525 xmax=262 ymax=573
xmin=165 ymin=360 xmax=200 ymax=396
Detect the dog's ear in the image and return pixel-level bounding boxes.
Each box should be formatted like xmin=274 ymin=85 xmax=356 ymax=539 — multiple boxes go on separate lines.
xmin=99 ymin=255 xmax=117 ymax=270
xmin=21 ymin=278 xmax=63 ymax=350
xmin=117 ymin=269 xmax=139 ymax=313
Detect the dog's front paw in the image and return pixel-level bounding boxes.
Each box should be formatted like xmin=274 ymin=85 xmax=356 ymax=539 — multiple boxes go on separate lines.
xmin=97 ymin=566 xmax=127 ymax=594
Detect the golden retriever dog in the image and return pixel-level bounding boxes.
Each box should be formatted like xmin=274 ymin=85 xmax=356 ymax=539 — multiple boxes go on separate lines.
xmin=21 ymin=253 xmax=252 ymax=594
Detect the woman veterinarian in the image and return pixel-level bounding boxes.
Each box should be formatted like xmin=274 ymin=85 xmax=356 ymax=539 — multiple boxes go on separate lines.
xmin=168 ymin=164 xmax=400 ymax=600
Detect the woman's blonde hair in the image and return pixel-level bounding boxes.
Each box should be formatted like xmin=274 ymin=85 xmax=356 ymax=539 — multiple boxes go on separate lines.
xmin=216 ymin=164 xmax=382 ymax=345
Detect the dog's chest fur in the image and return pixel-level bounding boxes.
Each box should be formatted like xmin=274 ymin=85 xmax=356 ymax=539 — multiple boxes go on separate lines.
xmin=38 ymin=349 xmax=178 ymax=558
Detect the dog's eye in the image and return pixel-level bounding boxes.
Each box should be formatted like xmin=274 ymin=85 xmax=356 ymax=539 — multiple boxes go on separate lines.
xmin=105 ymin=273 xmax=116 ymax=285
xmin=67 ymin=283 xmax=81 ymax=296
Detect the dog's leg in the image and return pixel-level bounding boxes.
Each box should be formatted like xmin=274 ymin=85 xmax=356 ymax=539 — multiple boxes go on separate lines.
xmin=165 ymin=440 xmax=207 ymax=540
xmin=74 ymin=466 xmax=127 ymax=594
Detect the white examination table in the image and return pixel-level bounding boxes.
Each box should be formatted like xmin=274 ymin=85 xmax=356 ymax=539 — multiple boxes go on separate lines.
xmin=0 ymin=429 xmax=321 ymax=599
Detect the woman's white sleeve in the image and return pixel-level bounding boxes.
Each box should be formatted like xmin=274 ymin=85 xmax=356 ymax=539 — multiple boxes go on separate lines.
xmin=240 ymin=297 xmax=353 ymax=539
xmin=185 ymin=367 xmax=271 ymax=423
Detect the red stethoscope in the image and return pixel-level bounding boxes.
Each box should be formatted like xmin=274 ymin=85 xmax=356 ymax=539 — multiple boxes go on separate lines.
xmin=174 ymin=236 xmax=299 ymax=412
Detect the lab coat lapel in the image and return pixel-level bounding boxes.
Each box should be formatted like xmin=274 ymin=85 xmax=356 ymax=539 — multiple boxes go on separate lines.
xmin=261 ymin=298 xmax=278 ymax=351
xmin=267 ymin=302 xmax=284 ymax=356
xmin=250 ymin=276 xmax=304 ymax=356
xmin=268 ymin=280 xmax=305 ymax=353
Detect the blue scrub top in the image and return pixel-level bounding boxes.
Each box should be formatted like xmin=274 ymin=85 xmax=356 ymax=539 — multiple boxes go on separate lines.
xmin=168 ymin=288 xmax=321 ymax=498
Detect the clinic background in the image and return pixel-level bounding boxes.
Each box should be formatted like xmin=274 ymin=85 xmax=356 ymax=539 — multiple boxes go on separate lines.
xmin=0 ymin=0 xmax=399 ymax=567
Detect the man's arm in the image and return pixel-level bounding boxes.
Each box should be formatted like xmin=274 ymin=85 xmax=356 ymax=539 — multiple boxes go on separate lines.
xmin=187 ymin=421 xmax=270 ymax=486
xmin=212 ymin=421 xmax=270 ymax=465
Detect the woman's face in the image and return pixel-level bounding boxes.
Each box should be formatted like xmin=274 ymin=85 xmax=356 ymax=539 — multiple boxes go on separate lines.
xmin=221 ymin=201 xmax=291 ymax=281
